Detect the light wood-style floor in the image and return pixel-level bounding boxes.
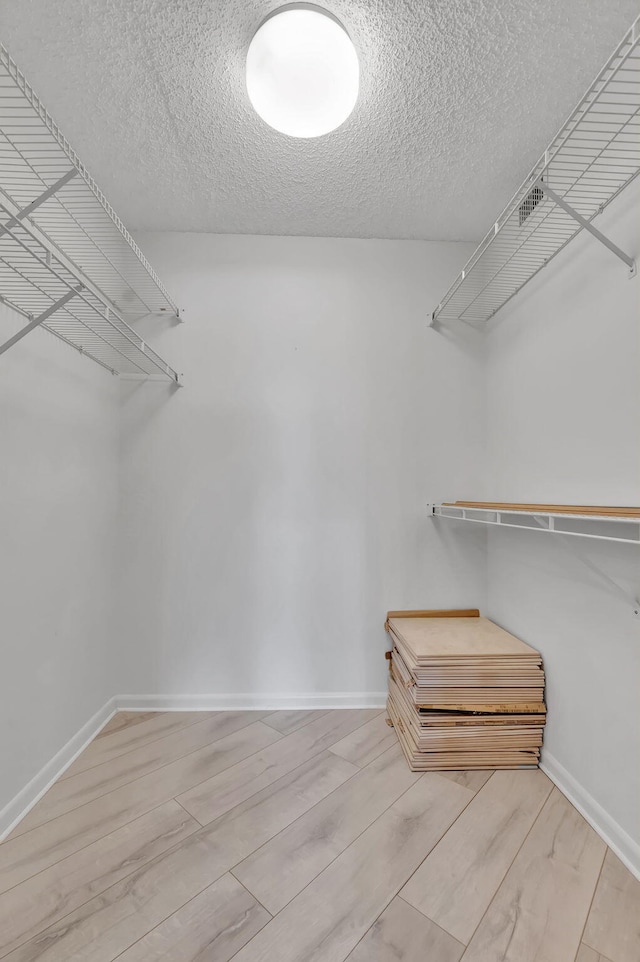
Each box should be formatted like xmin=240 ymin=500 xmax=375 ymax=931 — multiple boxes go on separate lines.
xmin=1 ymin=709 xmax=638 ymax=961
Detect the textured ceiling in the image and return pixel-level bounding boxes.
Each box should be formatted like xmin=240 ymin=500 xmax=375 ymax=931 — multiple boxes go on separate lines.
xmin=0 ymin=0 xmax=638 ymax=240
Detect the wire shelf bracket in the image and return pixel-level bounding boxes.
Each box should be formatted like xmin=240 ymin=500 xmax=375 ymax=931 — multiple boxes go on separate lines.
xmin=0 ymin=44 xmax=181 ymax=382
xmin=431 ymin=14 xmax=640 ymax=326
xmin=0 ymin=286 xmax=80 ymax=356
xmin=537 ymin=179 xmax=635 ymax=276
xmin=0 ymin=213 xmax=180 ymax=381
xmin=0 ymin=169 xmax=77 ymax=241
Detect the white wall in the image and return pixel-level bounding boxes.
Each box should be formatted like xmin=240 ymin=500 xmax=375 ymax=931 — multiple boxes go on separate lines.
xmin=0 ymin=306 xmax=120 ymax=824
xmin=119 ymin=234 xmax=485 ymax=702
xmin=2 ymin=198 xmax=637 ymax=878
xmin=484 ymin=178 xmax=640 ymax=868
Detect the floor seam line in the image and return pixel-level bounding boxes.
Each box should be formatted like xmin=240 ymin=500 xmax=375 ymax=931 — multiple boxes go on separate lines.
xmin=185 ymin=711 xmax=381 ymax=826
xmin=315 ymin=781 xmax=477 ymax=962
xmin=457 ymin=779 xmax=557 ymax=955
xmin=328 ymin=739 xmax=395 ymax=770
xmin=23 ymin=838 xmax=232 ymax=959
xmin=5 ymin=717 xmax=285 ymax=844
xmin=396 ymin=894 xmax=466 ymax=948
xmin=571 ymin=846 xmax=608 ymax=962
xmin=394 ymin=772 xmax=487 ymax=907
xmin=234 ymin=741 xmax=404 ymax=877
xmin=57 ymin=711 xmax=224 ymax=780
xmin=0 ymin=795 xmax=201 ymax=899
xmin=230 ymin=766 xmax=437 ymax=920
xmin=103 ymin=872 xmax=237 ymax=962
xmin=222 ymin=753 xmax=363 ymax=883
xmin=229 ymin=870 xmax=274 ymax=918
xmin=0 ymin=806 xmax=203 ymax=956
xmin=172 ymin=795 xmax=205 ymax=827
xmin=261 ymin=711 xmax=330 ymax=736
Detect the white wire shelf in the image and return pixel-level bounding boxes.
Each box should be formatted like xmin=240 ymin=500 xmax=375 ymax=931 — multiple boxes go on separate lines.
xmin=0 ymin=44 xmax=179 ymax=381
xmin=0 ymin=45 xmax=178 ymax=318
xmin=432 ymin=15 xmax=640 ymax=327
xmin=0 ymin=215 xmax=179 ymax=379
xmin=429 ymin=503 xmax=640 ymax=545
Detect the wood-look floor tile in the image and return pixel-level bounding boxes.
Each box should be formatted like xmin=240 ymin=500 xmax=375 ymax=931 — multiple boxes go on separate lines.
xmin=401 ymin=768 xmax=552 ymax=944
xmin=96 ymin=712 xmax=162 ymax=738
xmin=5 ymin=710 xmax=635 ymax=962
xmin=329 ymin=713 xmax=398 ymax=768
xmin=0 ymin=801 xmax=199 ymax=957
xmin=15 ymin=712 xmax=264 ymax=835
xmin=230 ymin=773 xmax=474 ymax=962
xmin=0 ymin=721 xmax=281 ymax=894
xmin=461 ymin=788 xmax=606 ymax=962
xmin=583 ymin=849 xmax=640 ymax=962
xmin=575 ymin=944 xmax=614 ymax=962
xmin=112 ymin=874 xmax=270 ymax=962
xmin=62 ymin=711 xmax=219 ymax=779
xmin=437 ymin=770 xmax=493 ymax=794
xmin=346 ymin=897 xmax=464 ymax=962
xmin=177 ymin=709 xmax=380 ymax=825
xmin=262 ymin=710 xmax=328 ymax=735
xmin=233 ymin=743 xmax=419 ymax=914
xmin=3 ymin=752 xmax=356 ymax=962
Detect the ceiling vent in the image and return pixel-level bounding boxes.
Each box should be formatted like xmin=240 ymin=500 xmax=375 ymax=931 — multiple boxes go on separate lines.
xmin=518 ymin=182 xmax=544 ymax=227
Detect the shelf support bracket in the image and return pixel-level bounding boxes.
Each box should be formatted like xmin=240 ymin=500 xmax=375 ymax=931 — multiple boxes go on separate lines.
xmin=0 ymin=169 xmax=78 ymax=240
xmin=530 ymin=515 xmax=640 ymax=615
xmin=0 ymin=286 xmax=81 ymax=357
xmin=536 ymin=179 xmax=636 ymax=276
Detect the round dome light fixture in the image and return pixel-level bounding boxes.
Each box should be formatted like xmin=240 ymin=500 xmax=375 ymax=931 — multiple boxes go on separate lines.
xmin=246 ymin=4 xmax=359 ymax=138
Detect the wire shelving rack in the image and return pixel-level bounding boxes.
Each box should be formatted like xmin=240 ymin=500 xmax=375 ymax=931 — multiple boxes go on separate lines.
xmin=431 ymin=16 xmax=640 ymax=327
xmin=0 ymin=44 xmax=179 ymax=381
xmin=428 ymin=503 xmax=640 ymax=546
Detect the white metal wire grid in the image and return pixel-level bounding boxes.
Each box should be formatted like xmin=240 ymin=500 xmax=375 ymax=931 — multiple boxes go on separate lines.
xmin=432 ymin=16 xmax=640 ymax=326
xmin=0 ymin=44 xmax=180 ymax=379
xmin=0 ymin=212 xmax=179 ymax=380
xmin=429 ymin=504 xmax=640 ymax=545
xmin=0 ymin=45 xmax=178 ymax=318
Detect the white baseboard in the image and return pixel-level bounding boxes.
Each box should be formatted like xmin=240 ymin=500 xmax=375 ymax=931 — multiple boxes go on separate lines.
xmin=0 ymin=692 xmax=385 ymax=839
xmin=115 ymin=692 xmax=388 ymax=711
xmin=0 ymin=697 xmax=116 ymax=842
xmin=4 ymin=695 xmax=637 ymax=883
xmin=541 ymin=751 xmax=640 ymax=881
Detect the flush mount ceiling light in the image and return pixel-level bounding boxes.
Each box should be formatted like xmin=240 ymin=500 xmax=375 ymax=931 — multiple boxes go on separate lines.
xmin=246 ymin=4 xmax=359 ymax=138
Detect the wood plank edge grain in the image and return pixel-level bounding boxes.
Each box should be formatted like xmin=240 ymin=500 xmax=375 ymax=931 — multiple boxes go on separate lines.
xmin=385 ymin=610 xmax=480 ymax=631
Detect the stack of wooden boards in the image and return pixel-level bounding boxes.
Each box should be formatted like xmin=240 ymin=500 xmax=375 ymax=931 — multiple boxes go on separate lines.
xmin=386 ymin=609 xmax=546 ymax=771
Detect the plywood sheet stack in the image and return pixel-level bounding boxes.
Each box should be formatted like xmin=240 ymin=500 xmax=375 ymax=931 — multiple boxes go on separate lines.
xmin=386 ymin=610 xmax=546 ymax=771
